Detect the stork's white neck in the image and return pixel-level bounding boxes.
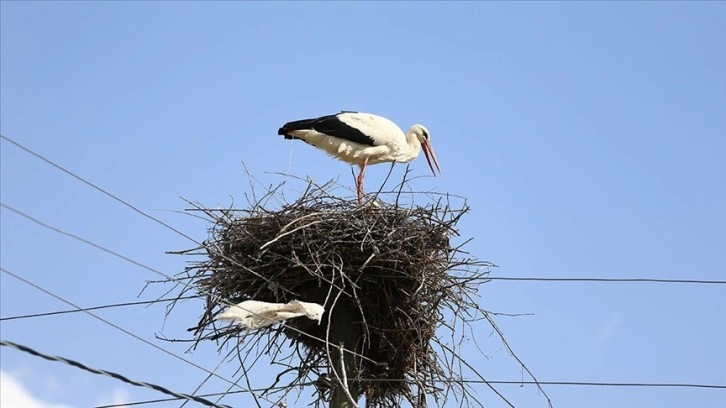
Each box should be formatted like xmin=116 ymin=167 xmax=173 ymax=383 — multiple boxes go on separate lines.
xmin=401 ymin=130 xmax=423 ymax=163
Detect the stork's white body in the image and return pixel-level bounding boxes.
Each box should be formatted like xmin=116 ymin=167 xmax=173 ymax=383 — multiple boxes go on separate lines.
xmin=278 ymin=112 xmax=441 ymax=204
xmin=282 ymin=113 xmax=419 ymax=166
xmin=217 ymin=299 xmax=324 ymax=330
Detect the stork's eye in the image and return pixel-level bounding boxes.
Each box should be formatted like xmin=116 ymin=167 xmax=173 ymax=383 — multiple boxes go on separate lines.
xmin=422 ymin=129 xmax=429 ymax=139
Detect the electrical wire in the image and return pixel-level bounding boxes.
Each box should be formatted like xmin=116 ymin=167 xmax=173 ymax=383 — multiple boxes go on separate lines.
xmin=0 ymin=340 xmax=231 ymax=408
xmin=1 ymin=274 xmax=720 ymax=324
xmin=93 ymin=384 xmax=315 ymax=408
xmin=95 ymin=379 xmax=726 ymax=408
xmin=486 ymin=276 xmax=725 ymax=284
xmin=2 ymin=276 xmax=721 ymax=323
xmin=0 ymin=267 xmax=273 ymax=405
xmin=0 ymin=296 xmax=197 ymax=321
xmin=363 ymin=378 xmax=726 ymax=389
xmin=0 ymin=134 xmax=197 ymax=243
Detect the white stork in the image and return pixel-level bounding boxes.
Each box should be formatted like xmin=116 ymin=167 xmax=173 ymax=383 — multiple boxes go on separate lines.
xmin=217 ymin=299 xmax=325 ymax=330
xmin=277 ymin=111 xmax=442 ymax=205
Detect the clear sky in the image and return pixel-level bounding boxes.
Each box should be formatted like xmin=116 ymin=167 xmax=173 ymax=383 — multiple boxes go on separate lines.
xmin=1 ymin=2 xmax=725 ymax=408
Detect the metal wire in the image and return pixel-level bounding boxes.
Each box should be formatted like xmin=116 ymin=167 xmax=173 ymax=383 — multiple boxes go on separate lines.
xmin=94 ymin=379 xmax=726 ymax=408
xmin=0 ymin=267 xmax=273 ymax=405
xmin=486 ymin=276 xmax=725 ymax=284
xmin=0 ymin=339 xmax=232 ymax=408
xmin=0 ymin=296 xmax=197 ymax=321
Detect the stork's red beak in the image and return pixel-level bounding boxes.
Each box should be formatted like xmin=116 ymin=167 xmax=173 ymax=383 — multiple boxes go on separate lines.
xmin=421 ymin=140 xmax=442 ymax=176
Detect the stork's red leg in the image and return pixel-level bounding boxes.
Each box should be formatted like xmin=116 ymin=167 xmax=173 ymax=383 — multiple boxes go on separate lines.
xmin=357 ymin=159 xmax=367 ymax=205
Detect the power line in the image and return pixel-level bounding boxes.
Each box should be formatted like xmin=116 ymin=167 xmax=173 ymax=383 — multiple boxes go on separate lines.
xmin=4 ymin=197 xmax=720 ymax=289
xmin=0 ymin=145 xmax=303 ymax=301
xmin=0 ymin=267 xmax=267 ymax=402
xmin=363 ymin=378 xmax=726 ymax=389
xmin=0 ymin=203 xmax=185 ymax=284
xmin=0 ymin=296 xmax=197 ymax=321
xmin=2 ymin=274 xmax=722 ymax=323
xmin=0 ymin=134 xmax=197 ymax=243
xmin=93 ymin=384 xmax=315 ymax=408
xmin=486 ymin=276 xmax=726 ymax=285
xmin=2 ymin=199 xmax=720 ymax=291
xmin=0 ymin=340 xmax=231 ymax=408
xmin=96 ymin=379 xmax=726 ymax=408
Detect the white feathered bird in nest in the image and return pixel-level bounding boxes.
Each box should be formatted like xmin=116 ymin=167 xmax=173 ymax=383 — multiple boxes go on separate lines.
xmin=217 ymin=299 xmax=325 ymax=330
xmin=278 ymin=111 xmax=442 ymax=205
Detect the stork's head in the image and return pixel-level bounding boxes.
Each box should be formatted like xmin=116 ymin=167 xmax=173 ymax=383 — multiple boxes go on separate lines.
xmin=409 ymin=124 xmax=442 ymax=176
xmin=308 ymin=309 xmax=324 ymax=324
xmin=289 ymin=300 xmax=325 ymax=325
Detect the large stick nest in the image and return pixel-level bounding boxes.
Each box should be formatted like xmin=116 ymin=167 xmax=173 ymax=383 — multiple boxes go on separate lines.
xmin=170 ymin=177 xmax=495 ymax=407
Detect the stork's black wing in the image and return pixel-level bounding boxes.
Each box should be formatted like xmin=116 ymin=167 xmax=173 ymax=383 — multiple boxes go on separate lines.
xmin=277 ymin=112 xmax=376 ymax=146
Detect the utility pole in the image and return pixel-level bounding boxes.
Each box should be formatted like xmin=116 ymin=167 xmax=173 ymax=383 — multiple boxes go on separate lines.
xmin=329 ymin=305 xmax=362 ymax=408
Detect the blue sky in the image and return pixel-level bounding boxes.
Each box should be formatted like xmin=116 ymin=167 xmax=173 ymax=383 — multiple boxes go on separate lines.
xmin=1 ymin=2 xmax=725 ymax=407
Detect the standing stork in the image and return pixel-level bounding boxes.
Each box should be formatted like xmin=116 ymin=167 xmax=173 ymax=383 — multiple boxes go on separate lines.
xmin=277 ymin=111 xmax=441 ymax=204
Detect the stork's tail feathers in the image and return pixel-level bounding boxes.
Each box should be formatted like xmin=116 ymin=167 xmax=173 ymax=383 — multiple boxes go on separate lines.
xmin=278 ymin=118 xmax=318 ymax=140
